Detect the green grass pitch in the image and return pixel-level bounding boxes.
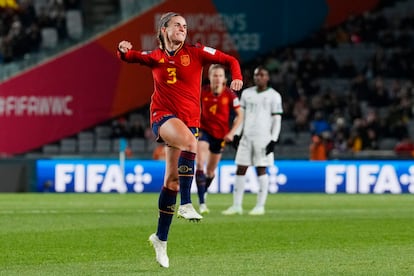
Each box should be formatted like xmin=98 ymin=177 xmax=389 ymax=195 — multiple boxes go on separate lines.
xmin=1 ymin=193 xmax=414 ymax=275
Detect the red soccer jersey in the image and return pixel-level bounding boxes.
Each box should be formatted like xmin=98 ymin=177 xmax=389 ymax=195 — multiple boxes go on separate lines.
xmin=118 ymin=43 xmax=242 ymax=127
xmin=200 ymin=85 xmax=240 ymax=139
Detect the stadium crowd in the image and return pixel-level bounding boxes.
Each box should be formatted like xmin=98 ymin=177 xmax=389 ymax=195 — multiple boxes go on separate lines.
xmin=239 ymin=3 xmax=414 ymax=158
xmin=0 ymin=0 xmax=81 ymax=63
xmin=2 ymin=0 xmax=413 ymax=158
xmin=111 ymin=2 xmax=414 ymax=159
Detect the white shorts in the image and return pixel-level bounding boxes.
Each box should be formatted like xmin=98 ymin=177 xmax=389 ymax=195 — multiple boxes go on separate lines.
xmin=235 ymin=136 xmax=274 ymax=167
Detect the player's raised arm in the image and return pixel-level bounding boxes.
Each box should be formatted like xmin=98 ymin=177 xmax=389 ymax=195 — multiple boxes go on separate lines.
xmin=116 ymin=40 xmax=153 ymax=64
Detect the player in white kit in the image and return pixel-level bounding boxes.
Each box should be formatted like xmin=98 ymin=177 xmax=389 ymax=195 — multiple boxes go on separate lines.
xmin=222 ymin=66 xmax=283 ymax=215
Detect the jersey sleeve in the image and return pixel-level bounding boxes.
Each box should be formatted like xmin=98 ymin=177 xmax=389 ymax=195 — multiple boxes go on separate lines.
xmin=227 ymin=89 xmax=241 ymax=109
xmin=117 ymin=49 xmax=155 ymax=66
xmin=239 ymin=89 xmax=246 ymax=109
xmin=272 ymin=91 xmax=284 ymax=115
xmin=197 ymin=45 xmax=243 ymax=81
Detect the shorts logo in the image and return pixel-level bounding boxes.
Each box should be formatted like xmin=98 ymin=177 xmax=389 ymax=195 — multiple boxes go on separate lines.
xmin=181 ymin=55 xmax=190 ymax=66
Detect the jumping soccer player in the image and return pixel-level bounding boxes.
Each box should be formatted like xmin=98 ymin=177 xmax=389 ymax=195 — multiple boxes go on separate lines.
xmin=117 ymin=12 xmax=243 ymax=268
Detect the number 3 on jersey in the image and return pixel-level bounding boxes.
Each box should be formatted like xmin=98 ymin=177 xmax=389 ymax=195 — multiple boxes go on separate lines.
xmin=167 ymin=68 xmax=177 ymax=84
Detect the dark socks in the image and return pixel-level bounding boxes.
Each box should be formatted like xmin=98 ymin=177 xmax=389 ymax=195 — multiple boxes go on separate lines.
xmin=206 ymin=176 xmax=214 ymax=190
xmin=178 ymin=151 xmax=196 ymax=205
xmin=196 ymin=170 xmax=206 ymax=204
xmin=156 ymin=186 xmax=177 ymax=241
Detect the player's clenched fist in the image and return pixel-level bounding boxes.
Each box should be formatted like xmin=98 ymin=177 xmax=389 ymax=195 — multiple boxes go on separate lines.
xmin=230 ymin=79 xmax=243 ymax=92
xmin=118 ymin=41 xmax=132 ymax=53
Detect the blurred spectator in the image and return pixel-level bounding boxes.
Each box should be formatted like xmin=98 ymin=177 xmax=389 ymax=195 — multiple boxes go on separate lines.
xmin=49 ymin=2 xmax=68 ymax=41
xmin=347 ymin=128 xmax=364 ymax=152
xmin=152 ymin=144 xmax=166 ymax=160
xmin=345 ymin=93 xmax=363 ymax=121
xmin=279 ymin=48 xmax=297 ymax=75
xmin=6 ymin=20 xmax=27 ymax=60
xmin=350 ymin=73 xmax=371 ymax=101
xmin=292 ymin=94 xmax=310 ymax=132
xmin=0 ymin=0 xmax=83 ymax=63
xmin=394 ymin=135 xmax=414 ymax=157
xmin=367 ymin=77 xmax=390 ymax=108
xmin=64 ymin=0 xmax=81 ymax=10
xmin=365 ymin=128 xmax=379 ymax=150
xmin=347 ymin=116 xmax=380 ymax=151
xmin=111 ymin=117 xmax=129 ymax=138
xmin=365 ymin=109 xmax=382 ymax=139
xmin=19 ymin=0 xmax=37 ymax=27
xmin=321 ymin=89 xmax=341 ymax=115
xmin=129 ymin=117 xmax=146 ymax=138
xmin=365 ymin=48 xmax=388 ymax=78
xmin=144 ymin=125 xmax=156 ymax=141
xmin=26 ymin=21 xmax=42 ymax=52
xmin=331 ymin=116 xmax=350 ymax=153
xmin=309 ymin=134 xmax=327 ymax=160
xmin=347 ymin=118 xmax=367 ymax=152
xmin=385 ymin=102 xmax=410 ymax=140
xmin=310 ymin=111 xmax=331 ymax=136
xmin=297 ymin=50 xmax=318 ymax=91
xmin=338 ymin=58 xmax=358 ymax=78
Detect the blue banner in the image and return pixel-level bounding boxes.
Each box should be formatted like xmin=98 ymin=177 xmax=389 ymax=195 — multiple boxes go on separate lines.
xmin=211 ymin=0 xmax=328 ymax=61
xmin=36 ymin=160 xmax=414 ymax=194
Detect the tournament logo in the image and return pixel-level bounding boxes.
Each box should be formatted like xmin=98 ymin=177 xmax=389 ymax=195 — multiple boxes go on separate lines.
xmin=181 ymin=55 xmax=190 ymax=66
xmin=167 ymin=204 xmax=176 ymax=212
xmin=178 ymin=165 xmax=192 ymax=173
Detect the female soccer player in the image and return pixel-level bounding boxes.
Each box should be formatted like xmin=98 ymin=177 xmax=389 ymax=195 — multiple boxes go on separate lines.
xmin=222 ymin=66 xmax=282 ymax=216
xmin=196 ymin=64 xmax=243 ymax=214
xmin=117 ymin=12 xmax=243 ymax=268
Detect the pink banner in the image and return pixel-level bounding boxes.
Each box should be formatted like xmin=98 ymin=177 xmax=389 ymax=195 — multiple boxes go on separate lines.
xmin=0 ymin=43 xmax=121 ymax=154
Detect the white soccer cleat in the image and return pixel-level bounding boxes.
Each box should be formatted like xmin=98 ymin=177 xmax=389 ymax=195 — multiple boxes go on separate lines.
xmin=199 ymin=203 xmax=210 ymax=214
xmin=177 ymin=203 xmax=203 ymax=221
xmin=149 ymin=233 xmax=169 ymax=268
xmin=248 ymin=206 xmax=265 ymax=216
xmin=222 ymin=205 xmax=243 ymax=215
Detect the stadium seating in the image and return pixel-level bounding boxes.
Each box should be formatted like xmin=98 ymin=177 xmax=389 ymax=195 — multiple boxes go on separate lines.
xmin=60 ymin=138 xmax=77 ymax=154
xmin=40 ymin=28 xmax=59 ymax=49
xmin=4 ymin=0 xmax=414 ymax=159
xmin=66 ymin=10 xmax=83 ymax=40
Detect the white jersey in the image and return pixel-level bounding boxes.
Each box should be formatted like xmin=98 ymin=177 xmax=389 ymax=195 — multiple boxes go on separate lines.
xmin=240 ymin=86 xmax=283 ymax=140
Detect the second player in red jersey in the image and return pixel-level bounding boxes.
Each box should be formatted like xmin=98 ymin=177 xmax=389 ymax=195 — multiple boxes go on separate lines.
xmin=196 ymin=64 xmax=243 ymax=214
xmin=200 ymin=82 xmax=240 ymax=139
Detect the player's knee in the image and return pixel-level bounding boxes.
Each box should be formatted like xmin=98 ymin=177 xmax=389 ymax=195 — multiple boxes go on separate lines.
xmin=256 ymin=167 xmax=267 ymax=175
xmin=182 ymin=135 xmax=197 ymax=152
xmin=236 ymin=166 xmax=248 ymax=175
